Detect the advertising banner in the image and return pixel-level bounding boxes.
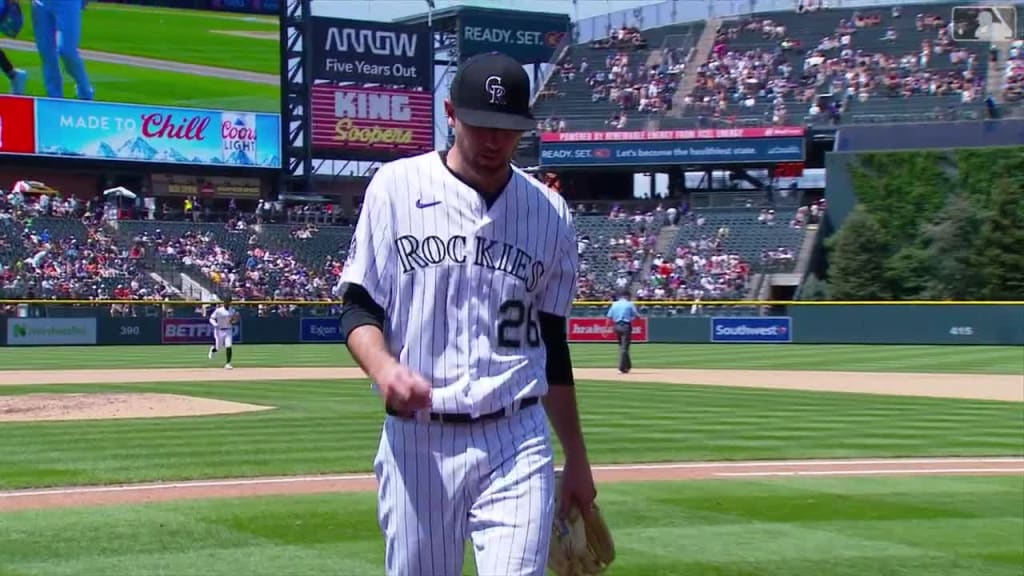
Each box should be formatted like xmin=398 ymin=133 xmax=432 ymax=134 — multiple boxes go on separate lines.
xmin=6 ymin=318 xmax=97 ymax=346
xmin=310 ymin=17 xmax=431 ymax=89
xmin=0 ymin=96 xmax=37 ymax=155
xmin=540 ymin=137 xmax=805 ymax=167
xmin=162 ymin=318 xmax=243 ymax=344
xmin=150 ymin=174 xmax=263 ymax=199
xmin=458 ymin=10 xmax=570 ymax=63
xmin=299 ymin=317 xmax=345 ymax=343
xmin=310 ymin=85 xmax=433 ymax=159
xmin=567 ymin=317 xmax=649 ymax=343
xmin=710 ymin=317 xmax=792 ymax=343
xmin=540 ymin=126 xmax=806 ymax=142
xmin=31 ymin=99 xmax=281 ymax=168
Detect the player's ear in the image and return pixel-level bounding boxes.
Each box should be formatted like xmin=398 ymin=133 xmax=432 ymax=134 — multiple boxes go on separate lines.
xmin=443 ymin=100 xmax=456 ymax=128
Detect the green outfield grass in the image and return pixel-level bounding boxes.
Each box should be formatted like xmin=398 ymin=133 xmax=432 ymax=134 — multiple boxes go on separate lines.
xmin=0 ymin=343 xmax=1020 ymax=374
xmin=19 ymin=2 xmax=279 ymax=74
xmin=0 ymin=476 xmax=1020 ymax=576
xmin=0 ymin=378 xmax=1020 ymax=489
xmin=3 ymin=49 xmax=279 ymax=112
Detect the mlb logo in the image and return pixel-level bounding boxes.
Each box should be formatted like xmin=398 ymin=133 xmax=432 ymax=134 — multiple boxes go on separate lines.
xmin=951 ymin=5 xmax=1017 ymax=42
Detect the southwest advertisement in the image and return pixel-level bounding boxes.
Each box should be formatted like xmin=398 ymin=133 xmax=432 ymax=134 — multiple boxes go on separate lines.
xmin=24 ymin=98 xmax=281 ymax=168
xmin=162 ymin=318 xmax=243 ymax=345
xmin=310 ymin=85 xmax=434 ymax=160
xmin=540 ymin=137 xmax=805 ymax=167
xmin=458 ymin=9 xmax=571 ymax=63
xmin=710 ymin=317 xmax=792 ymax=343
xmin=567 ymin=318 xmax=649 ymax=343
xmin=299 ymin=318 xmax=345 ymax=343
xmin=6 ymin=318 xmax=97 ymax=346
xmin=310 ymin=17 xmax=432 ymax=90
xmin=1 ymin=1 xmax=279 ymax=112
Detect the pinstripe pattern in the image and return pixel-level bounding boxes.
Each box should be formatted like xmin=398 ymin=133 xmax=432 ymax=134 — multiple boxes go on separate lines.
xmin=375 ymin=404 xmax=554 ymax=576
xmin=340 ymin=150 xmax=577 ymax=575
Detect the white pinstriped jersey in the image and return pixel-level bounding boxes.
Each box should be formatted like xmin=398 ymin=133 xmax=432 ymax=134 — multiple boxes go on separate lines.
xmin=209 ymin=306 xmax=236 ymax=329
xmin=340 ymin=151 xmax=579 ymax=418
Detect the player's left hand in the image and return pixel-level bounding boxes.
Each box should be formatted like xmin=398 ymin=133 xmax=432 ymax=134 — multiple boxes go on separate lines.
xmin=557 ymin=455 xmax=597 ymax=520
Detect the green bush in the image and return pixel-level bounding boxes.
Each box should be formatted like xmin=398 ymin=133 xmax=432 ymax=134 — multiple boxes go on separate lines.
xmin=828 ymin=147 xmax=1024 ymax=300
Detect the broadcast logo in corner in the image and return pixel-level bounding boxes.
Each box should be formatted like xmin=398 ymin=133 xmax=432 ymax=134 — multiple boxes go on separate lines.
xmin=711 ymin=317 xmax=792 ymax=343
xmin=951 ymin=5 xmax=1018 ymax=42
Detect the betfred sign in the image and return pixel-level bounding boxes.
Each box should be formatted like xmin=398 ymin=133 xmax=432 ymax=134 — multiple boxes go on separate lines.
xmin=567 ymin=317 xmax=648 ymax=343
xmin=162 ymin=318 xmax=243 ymax=344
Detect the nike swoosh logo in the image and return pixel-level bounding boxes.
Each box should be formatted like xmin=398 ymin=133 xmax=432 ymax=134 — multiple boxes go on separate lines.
xmin=416 ymin=199 xmax=442 ymax=209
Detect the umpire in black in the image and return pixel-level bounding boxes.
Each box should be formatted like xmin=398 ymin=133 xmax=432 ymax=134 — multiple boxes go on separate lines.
xmin=605 ymin=288 xmax=640 ymax=374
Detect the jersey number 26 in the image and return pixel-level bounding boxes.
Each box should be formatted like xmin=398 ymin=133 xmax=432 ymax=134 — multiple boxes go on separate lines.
xmin=497 ymin=299 xmax=541 ymax=348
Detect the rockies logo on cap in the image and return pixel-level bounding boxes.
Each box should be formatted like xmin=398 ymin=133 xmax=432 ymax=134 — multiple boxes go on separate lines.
xmin=449 ymin=52 xmax=535 ymax=131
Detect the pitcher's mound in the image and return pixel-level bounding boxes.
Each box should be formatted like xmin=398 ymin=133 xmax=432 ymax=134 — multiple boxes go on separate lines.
xmin=0 ymin=393 xmax=275 ymax=422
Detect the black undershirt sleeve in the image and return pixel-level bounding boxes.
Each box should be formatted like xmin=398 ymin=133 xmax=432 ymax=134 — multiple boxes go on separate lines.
xmin=539 ymin=311 xmax=575 ymax=386
xmin=338 ymin=283 xmax=386 ymax=339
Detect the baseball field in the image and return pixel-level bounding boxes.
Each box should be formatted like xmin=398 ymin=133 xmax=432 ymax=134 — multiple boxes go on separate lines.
xmin=0 ymin=343 xmax=1021 ymax=575
xmin=0 ymin=2 xmax=279 ymax=111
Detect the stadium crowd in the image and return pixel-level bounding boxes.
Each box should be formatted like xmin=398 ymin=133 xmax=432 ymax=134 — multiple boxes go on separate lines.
xmin=1003 ymin=40 xmax=1023 ymax=102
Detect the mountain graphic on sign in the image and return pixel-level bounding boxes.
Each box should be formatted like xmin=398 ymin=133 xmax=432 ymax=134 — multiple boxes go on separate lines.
xmin=41 ymin=145 xmax=84 ymax=156
xmin=153 ymin=148 xmax=191 ymax=163
xmin=262 ymin=155 xmax=279 ymax=167
xmin=116 ymin=137 xmax=159 ymax=160
xmin=95 ymin=142 xmax=118 ymax=158
xmin=226 ymin=149 xmax=254 ymax=165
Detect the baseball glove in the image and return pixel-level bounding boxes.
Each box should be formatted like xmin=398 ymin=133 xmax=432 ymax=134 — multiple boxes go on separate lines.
xmin=547 ymin=472 xmax=615 ymax=576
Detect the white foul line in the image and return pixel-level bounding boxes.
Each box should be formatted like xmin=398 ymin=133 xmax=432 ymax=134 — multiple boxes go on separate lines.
xmin=588 ymin=457 xmax=1024 ymax=471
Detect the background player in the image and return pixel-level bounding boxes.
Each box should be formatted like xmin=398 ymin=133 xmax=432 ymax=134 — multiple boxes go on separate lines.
xmin=31 ymin=0 xmax=93 ymax=100
xmin=207 ymin=295 xmax=238 ymax=369
xmin=1 ymin=0 xmax=28 ymax=94
xmin=337 ymin=52 xmax=598 ymax=576
xmin=606 ymin=288 xmax=640 ymax=374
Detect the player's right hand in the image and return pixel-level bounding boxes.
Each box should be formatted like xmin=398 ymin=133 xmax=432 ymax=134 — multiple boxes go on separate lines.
xmin=378 ymin=362 xmax=432 ymax=413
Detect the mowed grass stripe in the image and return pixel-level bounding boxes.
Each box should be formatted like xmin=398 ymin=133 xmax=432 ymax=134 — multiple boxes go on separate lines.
xmin=0 ymin=477 xmax=1020 ymax=576
xmin=17 ymin=3 xmax=279 ymax=74
xmin=0 ymin=380 xmax=1020 ymax=489
xmin=2 ymin=344 xmax=1021 ymax=374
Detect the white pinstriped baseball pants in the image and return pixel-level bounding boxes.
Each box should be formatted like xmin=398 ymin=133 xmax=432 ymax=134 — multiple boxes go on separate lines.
xmin=374 ymin=403 xmax=555 ymax=576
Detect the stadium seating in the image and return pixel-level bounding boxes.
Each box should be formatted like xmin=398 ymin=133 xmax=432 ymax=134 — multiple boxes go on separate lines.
xmin=533 ymin=1 xmax=992 ymax=130
xmin=532 ymin=21 xmax=705 ymax=132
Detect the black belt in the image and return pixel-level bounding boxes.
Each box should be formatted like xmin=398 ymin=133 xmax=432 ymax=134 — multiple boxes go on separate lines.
xmin=386 ymin=396 xmax=540 ymax=424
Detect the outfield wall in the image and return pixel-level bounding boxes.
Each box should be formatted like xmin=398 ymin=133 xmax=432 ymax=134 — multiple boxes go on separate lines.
xmin=1 ymin=306 xmax=1021 ymax=346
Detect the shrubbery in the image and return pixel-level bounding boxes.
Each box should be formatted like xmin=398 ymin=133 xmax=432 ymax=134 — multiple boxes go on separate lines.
xmin=819 ymin=148 xmax=1024 ymax=300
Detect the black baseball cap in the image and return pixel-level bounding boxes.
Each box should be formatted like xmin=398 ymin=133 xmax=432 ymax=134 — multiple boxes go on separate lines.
xmin=449 ymin=52 xmax=535 ymax=131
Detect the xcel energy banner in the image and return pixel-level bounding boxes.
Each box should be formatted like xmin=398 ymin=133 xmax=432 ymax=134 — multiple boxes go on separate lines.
xmin=459 ymin=10 xmax=570 ymax=63
xmin=541 ymin=137 xmax=804 ymax=167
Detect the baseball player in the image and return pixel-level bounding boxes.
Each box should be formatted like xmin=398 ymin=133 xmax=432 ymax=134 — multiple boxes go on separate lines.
xmin=31 ymin=0 xmax=93 ymax=100
xmin=338 ymin=51 xmax=598 ymax=576
xmin=0 ymin=0 xmax=27 ymax=95
xmin=207 ymin=295 xmax=238 ymax=369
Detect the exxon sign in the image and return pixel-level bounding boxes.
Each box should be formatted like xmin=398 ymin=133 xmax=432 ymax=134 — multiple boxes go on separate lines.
xmin=311 ymin=17 xmax=432 ymax=90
